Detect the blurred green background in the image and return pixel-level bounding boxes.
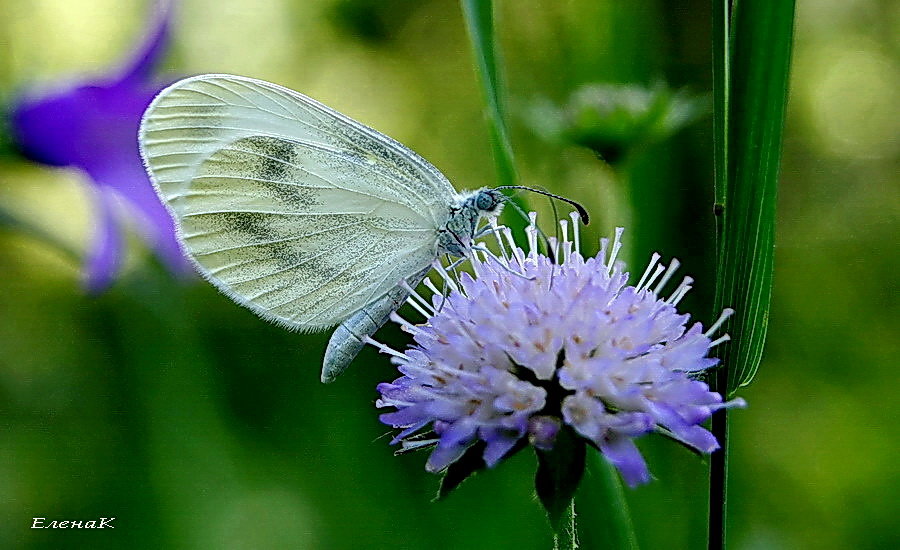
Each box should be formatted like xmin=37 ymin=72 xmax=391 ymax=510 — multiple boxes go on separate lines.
xmin=0 ymin=0 xmax=896 ymax=548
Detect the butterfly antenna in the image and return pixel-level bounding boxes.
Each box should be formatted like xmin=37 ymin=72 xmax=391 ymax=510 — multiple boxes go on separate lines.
xmin=494 ymin=185 xmax=590 ymax=225
xmin=549 ymin=197 xmax=561 ymax=251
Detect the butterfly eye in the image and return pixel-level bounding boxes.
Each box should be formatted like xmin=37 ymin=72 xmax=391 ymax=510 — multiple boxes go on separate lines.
xmin=475 ymin=191 xmax=496 ymax=211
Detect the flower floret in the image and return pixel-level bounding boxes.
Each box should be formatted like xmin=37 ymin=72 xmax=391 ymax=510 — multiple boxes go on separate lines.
xmin=374 ymin=215 xmax=745 ymax=486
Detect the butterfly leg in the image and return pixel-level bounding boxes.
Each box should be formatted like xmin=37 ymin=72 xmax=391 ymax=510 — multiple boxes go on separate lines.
xmin=321 ymin=268 xmax=430 ymax=383
xmin=473 ymin=222 xmax=501 ymax=239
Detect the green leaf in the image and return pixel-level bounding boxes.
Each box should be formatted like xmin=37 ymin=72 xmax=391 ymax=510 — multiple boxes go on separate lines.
xmin=535 ymin=427 xmax=586 ymax=531
xmin=709 ymin=1 xmax=796 ymax=548
xmin=713 ymin=0 xmax=796 ymax=396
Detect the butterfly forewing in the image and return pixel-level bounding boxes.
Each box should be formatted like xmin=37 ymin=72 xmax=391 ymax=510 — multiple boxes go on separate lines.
xmin=140 ymin=74 xmax=452 ymax=330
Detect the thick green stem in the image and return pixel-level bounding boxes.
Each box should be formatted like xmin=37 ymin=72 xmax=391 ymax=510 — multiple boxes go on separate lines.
xmin=709 ymin=407 xmax=729 ymax=550
xmin=553 ymin=499 xmax=579 ymax=550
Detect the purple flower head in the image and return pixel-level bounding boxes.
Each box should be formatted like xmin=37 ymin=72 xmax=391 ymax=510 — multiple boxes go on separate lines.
xmin=8 ymin=0 xmax=189 ymax=291
xmin=375 ymin=213 xmax=745 ymax=487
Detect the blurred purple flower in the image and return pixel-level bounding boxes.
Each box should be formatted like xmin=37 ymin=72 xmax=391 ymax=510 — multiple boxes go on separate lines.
xmin=374 ymin=215 xmax=745 ymax=487
xmin=9 ymin=0 xmax=189 ymax=291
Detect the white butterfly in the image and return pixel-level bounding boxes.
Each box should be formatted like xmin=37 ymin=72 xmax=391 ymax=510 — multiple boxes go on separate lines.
xmin=139 ymin=74 xmax=509 ymax=382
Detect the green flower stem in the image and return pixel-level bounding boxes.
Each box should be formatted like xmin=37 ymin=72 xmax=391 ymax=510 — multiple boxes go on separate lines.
xmin=459 ymin=0 xmax=515 ymax=189
xmin=553 ymin=500 xmax=579 ymax=550
xmin=459 ymin=0 xmax=527 ymax=237
xmin=709 ymin=408 xmax=730 ymax=550
xmin=709 ymin=1 xmax=732 ymax=547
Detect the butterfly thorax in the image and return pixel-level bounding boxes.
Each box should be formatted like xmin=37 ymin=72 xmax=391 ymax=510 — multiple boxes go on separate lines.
xmin=438 ymin=188 xmax=504 ymax=257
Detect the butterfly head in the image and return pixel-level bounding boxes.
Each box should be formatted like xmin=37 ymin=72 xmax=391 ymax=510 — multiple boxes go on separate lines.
xmin=438 ymin=189 xmax=505 ymax=257
xmin=473 ymin=188 xmax=505 ymax=216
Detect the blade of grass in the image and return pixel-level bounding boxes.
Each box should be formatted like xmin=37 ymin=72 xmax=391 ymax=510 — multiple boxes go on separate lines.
xmin=590 ymin=453 xmax=640 ymax=550
xmin=459 ymin=0 xmax=527 ymax=234
xmin=715 ymin=0 xmax=795 ymax=397
xmin=459 ymin=0 xmax=515 ymax=188
xmin=710 ymin=0 xmax=796 ymax=548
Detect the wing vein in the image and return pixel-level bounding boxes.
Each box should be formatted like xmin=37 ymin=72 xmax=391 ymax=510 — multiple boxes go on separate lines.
xmin=189 ymin=219 xmax=370 ymax=256
xmin=262 ymin=238 xmax=383 ymax=312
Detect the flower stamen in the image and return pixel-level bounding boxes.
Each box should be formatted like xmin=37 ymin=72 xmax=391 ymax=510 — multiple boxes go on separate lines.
xmin=432 ymin=262 xmax=460 ymax=293
xmin=400 ymin=280 xmax=436 ymax=316
xmin=667 ymin=276 xmax=694 ymax=305
xmin=606 ymin=227 xmax=625 ymax=275
xmin=709 ymin=334 xmax=731 ymax=348
xmin=389 ymin=311 xmax=423 ymax=335
xmin=364 ymin=337 xmax=408 ymax=359
xmin=636 ymin=252 xmax=662 ymax=291
xmin=654 ymin=258 xmax=681 ymax=294
xmin=488 ymin=218 xmax=511 ymax=262
xmin=705 ymin=308 xmax=735 ymax=337
xmin=569 ymin=211 xmax=582 ymax=257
